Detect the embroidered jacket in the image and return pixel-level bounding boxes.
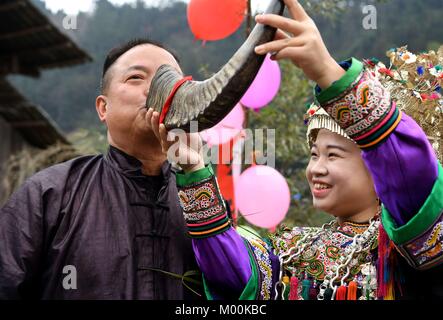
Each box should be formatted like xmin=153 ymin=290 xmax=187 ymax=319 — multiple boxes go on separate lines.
xmin=176 ymin=58 xmax=443 ymax=300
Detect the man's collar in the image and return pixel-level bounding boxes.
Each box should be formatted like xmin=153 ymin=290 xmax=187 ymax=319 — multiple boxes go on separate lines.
xmin=104 ymin=145 xmax=171 ymax=179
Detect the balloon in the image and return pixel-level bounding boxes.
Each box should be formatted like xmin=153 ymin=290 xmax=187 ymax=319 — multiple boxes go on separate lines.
xmin=187 ymin=0 xmax=247 ymax=41
xmin=200 ymin=103 xmax=245 ymax=146
xmin=235 ymin=165 xmax=290 ymax=228
xmin=240 ymin=54 xmax=281 ymax=109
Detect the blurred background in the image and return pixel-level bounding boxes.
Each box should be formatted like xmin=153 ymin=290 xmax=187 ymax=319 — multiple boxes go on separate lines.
xmin=1 ymin=0 xmax=442 ymax=230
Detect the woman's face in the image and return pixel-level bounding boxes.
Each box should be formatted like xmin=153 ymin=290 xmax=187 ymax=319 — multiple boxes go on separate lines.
xmin=306 ymin=129 xmax=377 ymax=219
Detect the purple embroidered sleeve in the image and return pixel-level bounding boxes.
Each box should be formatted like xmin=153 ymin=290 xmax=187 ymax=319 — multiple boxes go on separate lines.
xmin=192 ymin=228 xmax=252 ymax=295
xmin=362 ymin=113 xmax=439 ymax=226
xmin=176 ymin=165 xmax=281 ymax=299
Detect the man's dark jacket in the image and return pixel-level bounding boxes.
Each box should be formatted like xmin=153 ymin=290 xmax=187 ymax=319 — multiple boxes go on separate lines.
xmin=0 ymin=146 xmax=200 ymax=299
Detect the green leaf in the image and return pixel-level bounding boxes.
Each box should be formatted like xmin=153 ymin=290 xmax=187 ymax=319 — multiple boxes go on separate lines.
xmin=138 ymin=267 xmax=203 ymax=297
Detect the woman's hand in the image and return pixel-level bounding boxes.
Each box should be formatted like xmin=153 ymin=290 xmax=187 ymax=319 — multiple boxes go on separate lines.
xmin=146 ymin=108 xmax=205 ymax=173
xmin=254 ymin=0 xmax=345 ymax=89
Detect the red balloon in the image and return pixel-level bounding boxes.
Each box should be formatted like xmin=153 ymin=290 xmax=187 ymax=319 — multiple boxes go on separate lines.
xmin=187 ymin=0 xmax=247 ymax=41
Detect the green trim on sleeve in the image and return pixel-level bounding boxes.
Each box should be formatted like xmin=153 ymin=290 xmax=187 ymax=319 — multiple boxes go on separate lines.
xmin=176 ymin=164 xmax=214 ymax=187
xmin=381 ymin=162 xmax=443 ymax=245
xmin=201 ymin=239 xmax=259 ymax=300
xmin=202 ymin=276 xmax=214 ymax=300
xmin=316 ymin=58 xmax=364 ymax=105
xmin=237 ymin=225 xmax=262 ymax=240
xmin=238 ymin=240 xmax=260 ymax=300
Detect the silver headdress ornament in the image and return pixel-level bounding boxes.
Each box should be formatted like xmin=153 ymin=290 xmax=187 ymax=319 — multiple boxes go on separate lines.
xmin=305 ymin=105 xmax=353 ymax=147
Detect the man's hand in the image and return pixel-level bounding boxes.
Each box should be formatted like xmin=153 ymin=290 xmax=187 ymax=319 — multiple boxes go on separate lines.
xmin=146 ymin=108 xmax=205 ymax=173
xmin=254 ymin=0 xmax=345 ymax=89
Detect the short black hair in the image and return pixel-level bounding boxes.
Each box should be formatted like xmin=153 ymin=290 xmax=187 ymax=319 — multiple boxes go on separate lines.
xmin=100 ymin=38 xmax=180 ymax=93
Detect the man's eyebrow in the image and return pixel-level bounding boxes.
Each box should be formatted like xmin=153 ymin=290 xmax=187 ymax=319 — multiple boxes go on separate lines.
xmin=125 ymin=65 xmax=149 ymax=73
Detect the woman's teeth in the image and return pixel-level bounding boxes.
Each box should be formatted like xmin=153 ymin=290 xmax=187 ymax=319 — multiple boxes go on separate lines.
xmin=314 ymin=183 xmax=331 ymax=190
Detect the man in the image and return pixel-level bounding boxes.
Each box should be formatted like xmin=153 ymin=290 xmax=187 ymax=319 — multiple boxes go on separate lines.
xmin=0 ymin=39 xmax=201 ymax=299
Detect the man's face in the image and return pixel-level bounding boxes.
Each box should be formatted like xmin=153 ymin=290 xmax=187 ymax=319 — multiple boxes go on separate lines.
xmin=99 ymin=44 xmax=182 ymax=148
xmin=306 ymin=129 xmax=376 ymax=218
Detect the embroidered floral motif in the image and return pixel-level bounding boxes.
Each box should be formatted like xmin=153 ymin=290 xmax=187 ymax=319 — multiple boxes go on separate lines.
xmin=326 ymin=246 xmax=340 ymax=260
xmin=183 ymin=205 xmax=226 ymax=222
xmin=270 ymin=221 xmax=378 ymax=299
xmin=397 ymin=212 xmax=443 ymax=270
xmin=247 ymin=237 xmax=273 ymax=300
xmin=178 ymin=176 xmax=226 ymax=223
xmin=322 ymin=69 xmax=392 ymax=138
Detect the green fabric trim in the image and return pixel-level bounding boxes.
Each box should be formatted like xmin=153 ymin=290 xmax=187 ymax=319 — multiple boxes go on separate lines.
xmin=239 ymin=240 xmax=260 ymax=300
xmin=316 ymin=58 xmax=363 ymax=105
xmin=237 ymin=225 xmax=262 ymax=240
xmin=202 ymin=276 xmax=214 ymax=300
xmin=201 ymin=239 xmax=259 ymax=300
xmin=381 ymin=162 xmax=443 ymax=244
xmin=176 ymin=164 xmax=214 ymax=187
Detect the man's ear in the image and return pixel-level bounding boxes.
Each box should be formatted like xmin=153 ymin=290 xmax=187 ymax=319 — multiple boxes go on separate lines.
xmin=96 ymin=95 xmax=107 ymax=123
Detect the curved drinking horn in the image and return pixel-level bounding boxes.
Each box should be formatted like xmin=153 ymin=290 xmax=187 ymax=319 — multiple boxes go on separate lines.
xmin=146 ymin=0 xmax=285 ymax=132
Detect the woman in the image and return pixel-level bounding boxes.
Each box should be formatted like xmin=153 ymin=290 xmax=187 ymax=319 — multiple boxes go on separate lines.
xmin=148 ymin=0 xmax=443 ymax=300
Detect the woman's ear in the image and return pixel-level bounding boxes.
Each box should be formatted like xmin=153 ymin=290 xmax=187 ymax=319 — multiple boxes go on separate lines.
xmin=96 ymin=95 xmax=107 ymax=123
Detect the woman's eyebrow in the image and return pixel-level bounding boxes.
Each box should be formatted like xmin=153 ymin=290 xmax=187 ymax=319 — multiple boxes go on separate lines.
xmin=326 ymin=144 xmax=348 ymax=152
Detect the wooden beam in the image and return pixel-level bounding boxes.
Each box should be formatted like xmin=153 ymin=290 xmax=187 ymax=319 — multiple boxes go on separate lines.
xmin=0 ymin=59 xmax=40 ymax=77
xmin=0 ymin=102 xmax=39 ymax=113
xmin=0 ymin=42 xmax=74 ymax=59
xmin=10 ymin=120 xmax=49 ymax=128
xmin=0 ymin=24 xmax=52 ymax=40
xmin=0 ymin=91 xmax=22 ymax=99
xmin=0 ymin=1 xmax=26 ymax=12
xmin=37 ymin=56 xmax=92 ymax=69
xmin=0 ymin=40 xmax=90 ymax=75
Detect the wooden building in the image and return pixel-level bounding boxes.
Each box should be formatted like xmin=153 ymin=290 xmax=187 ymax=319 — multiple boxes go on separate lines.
xmin=0 ymin=0 xmax=91 ymax=204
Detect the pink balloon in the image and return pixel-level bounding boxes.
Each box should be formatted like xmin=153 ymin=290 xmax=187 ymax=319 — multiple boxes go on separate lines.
xmin=240 ymin=54 xmax=281 ymax=109
xmin=200 ymin=103 xmax=244 ymax=145
xmin=235 ymin=165 xmax=290 ymax=228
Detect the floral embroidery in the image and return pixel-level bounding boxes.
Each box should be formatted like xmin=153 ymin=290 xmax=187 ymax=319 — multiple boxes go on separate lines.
xmin=323 ymin=69 xmax=393 ymax=138
xmin=247 ymin=237 xmax=273 ymax=300
xmin=270 ymin=221 xmax=378 ymax=299
xmin=397 ymin=213 xmax=443 ymax=270
xmin=178 ymin=176 xmax=225 ymax=223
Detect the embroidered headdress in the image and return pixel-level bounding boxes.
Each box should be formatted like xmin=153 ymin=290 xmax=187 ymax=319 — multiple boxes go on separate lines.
xmin=305 ymin=46 xmax=443 ymax=162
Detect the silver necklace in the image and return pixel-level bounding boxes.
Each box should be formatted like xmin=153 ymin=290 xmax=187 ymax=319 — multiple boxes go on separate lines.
xmin=274 ymin=214 xmax=381 ymax=300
